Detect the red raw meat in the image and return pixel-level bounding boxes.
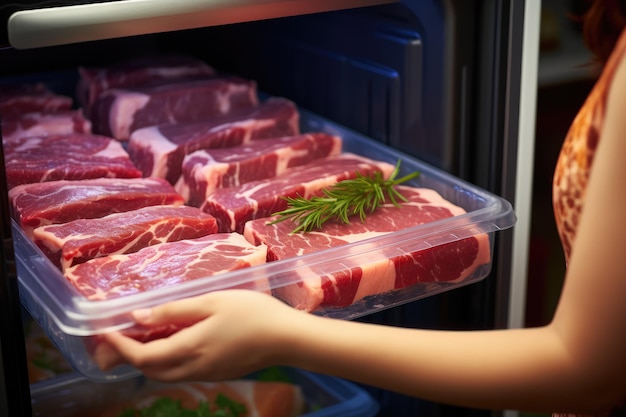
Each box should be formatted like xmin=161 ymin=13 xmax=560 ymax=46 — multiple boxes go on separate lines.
xmin=90 ymin=76 xmax=259 ymax=140
xmin=1 ymin=110 xmax=92 ymax=143
xmin=3 ymin=133 xmax=142 ymax=189
xmin=0 ymin=83 xmax=72 ymax=119
xmin=77 ymin=54 xmax=216 ymax=114
xmin=63 ymin=233 xmax=268 ymax=301
xmin=201 ymin=153 xmax=395 ymax=233
xmin=243 ymin=186 xmax=491 ymax=311
xmin=128 ymin=97 xmax=299 ymax=184
xmin=9 ymin=177 xmax=184 ymax=238
xmin=178 ymin=132 xmax=342 ymax=207
xmin=33 ymin=205 xmax=218 ymax=271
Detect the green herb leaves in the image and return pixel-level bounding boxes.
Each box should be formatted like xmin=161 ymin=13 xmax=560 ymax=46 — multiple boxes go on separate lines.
xmin=117 ymin=394 xmax=246 ymax=417
xmin=271 ymin=160 xmax=419 ymax=233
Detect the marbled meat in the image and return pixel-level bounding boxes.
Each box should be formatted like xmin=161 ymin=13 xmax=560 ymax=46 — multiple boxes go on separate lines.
xmin=0 ymin=83 xmax=72 ymax=119
xmin=77 ymin=54 xmax=216 ymax=115
xmin=128 ymin=97 xmax=299 ymax=184
xmin=243 ymin=185 xmax=491 ymax=311
xmin=9 ymin=177 xmax=184 ymax=238
xmin=3 ymin=133 xmax=142 ymax=189
xmin=33 ymin=205 xmax=218 ymax=271
xmin=1 ymin=110 xmax=92 ymax=143
xmin=177 ymin=132 xmax=342 ymax=207
xmin=90 ymin=76 xmax=259 ymax=140
xmin=201 ymin=153 xmax=395 ymax=233
xmin=64 ymin=233 xmax=268 ymax=301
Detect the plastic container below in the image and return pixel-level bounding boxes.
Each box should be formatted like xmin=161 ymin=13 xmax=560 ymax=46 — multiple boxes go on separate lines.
xmin=30 ymin=367 xmax=380 ymax=417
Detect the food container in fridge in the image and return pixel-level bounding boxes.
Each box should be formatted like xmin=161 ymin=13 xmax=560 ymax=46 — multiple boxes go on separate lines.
xmin=30 ymin=367 xmax=380 ymax=417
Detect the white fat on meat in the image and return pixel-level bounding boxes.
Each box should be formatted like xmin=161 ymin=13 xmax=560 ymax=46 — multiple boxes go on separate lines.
xmin=95 ymin=137 xmax=136 ymax=158
xmin=33 ymin=205 xmax=217 ymax=270
xmin=64 ymin=233 xmax=268 ymax=301
xmin=107 ymin=90 xmax=150 ymax=139
xmin=203 ymin=153 xmax=394 ymax=233
xmin=129 ymin=126 xmax=178 ymax=178
xmin=1 ymin=110 xmax=92 ymax=142
xmin=176 ymin=132 xmax=342 ymax=207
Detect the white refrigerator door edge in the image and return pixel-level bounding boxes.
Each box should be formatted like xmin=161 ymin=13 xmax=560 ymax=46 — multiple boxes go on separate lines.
xmin=8 ymin=0 xmax=397 ymax=49
xmin=504 ymin=0 xmax=540 ymax=414
xmin=507 ymin=0 xmax=539 ymax=331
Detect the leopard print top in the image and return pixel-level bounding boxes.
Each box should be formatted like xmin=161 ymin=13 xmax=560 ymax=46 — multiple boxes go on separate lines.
xmin=553 ymin=29 xmax=626 ymax=263
xmin=551 ymin=29 xmax=626 ymax=417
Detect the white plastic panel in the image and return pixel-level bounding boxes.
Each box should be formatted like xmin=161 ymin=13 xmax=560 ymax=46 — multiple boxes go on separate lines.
xmin=8 ymin=0 xmax=397 ymax=49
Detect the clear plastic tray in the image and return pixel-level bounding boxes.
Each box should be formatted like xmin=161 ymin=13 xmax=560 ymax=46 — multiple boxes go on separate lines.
xmin=30 ymin=367 xmax=380 ymax=417
xmin=14 ymin=110 xmax=516 ymax=381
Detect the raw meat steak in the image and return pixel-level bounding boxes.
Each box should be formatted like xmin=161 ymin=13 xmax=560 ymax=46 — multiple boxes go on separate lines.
xmin=9 ymin=177 xmax=184 ymax=238
xmin=178 ymin=132 xmax=343 ymax=207
xmin=3 ymin=133 xmax=142 ymax=189
xmin=33 ymin=205 xmax=218 ymax=271
xmin=90 ymin=379 xmax=304 ymax=417
xmin=0 ymin=83 xmax=72 ymax=119
xmin=77 ymin=54 xmax=216 ymax=113
xmin=63 ymin=233 xmax=268 ymax=301
xmin=128 ymin=97 xmax=299 ymax=184
xmin=243 ymin=186 xmax=491 ymax=311
xmin=1 ymin=110 xmax=92 ymax=143
xmin=201 ymin=153 xmax=395 ymax=233
xmin=90 ymin=76 xmax=258 ymax=140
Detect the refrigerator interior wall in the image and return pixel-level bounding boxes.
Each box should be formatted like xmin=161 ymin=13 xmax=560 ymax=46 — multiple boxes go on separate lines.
xmin=0 ymin=0 xmax=525 ymax=416
xmin=0 ymin=146 xmax=31 ymax=417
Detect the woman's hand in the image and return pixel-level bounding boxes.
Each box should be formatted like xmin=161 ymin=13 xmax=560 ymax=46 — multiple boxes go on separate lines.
xmin=96 ymin=289 xmax=304 ymax=382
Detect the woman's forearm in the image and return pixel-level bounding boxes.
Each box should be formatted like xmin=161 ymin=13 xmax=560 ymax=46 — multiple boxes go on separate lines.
xmin=278 ymin=313 xmax=611 ymax=413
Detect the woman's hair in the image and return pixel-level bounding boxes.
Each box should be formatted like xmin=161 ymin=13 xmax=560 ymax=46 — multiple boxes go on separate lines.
xmin=581 ymin=0 xmax=626 ymax=63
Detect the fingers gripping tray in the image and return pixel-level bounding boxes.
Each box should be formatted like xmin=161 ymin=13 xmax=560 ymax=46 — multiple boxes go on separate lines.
xmin=12 ymin=109 xmax=516 ymax=381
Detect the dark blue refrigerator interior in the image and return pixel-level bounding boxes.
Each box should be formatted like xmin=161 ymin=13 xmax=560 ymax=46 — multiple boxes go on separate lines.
xmin=0 ymin=0 xmax=526 ymax=416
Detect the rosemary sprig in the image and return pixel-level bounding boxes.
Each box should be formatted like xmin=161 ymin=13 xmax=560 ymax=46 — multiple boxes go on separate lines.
xmin=270 ymin=160 xmax=420 ymax=233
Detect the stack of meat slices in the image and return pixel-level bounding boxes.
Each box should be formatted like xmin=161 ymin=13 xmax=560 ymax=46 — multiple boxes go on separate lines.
xmin=76 ymin=54 xmax=217 ymax=117
xmin=0 ymin=83 xmax=73 ymax=118
xmin=177 ymin=131 xmax=343 ymax=206
xmin=4 ymin=54 xmax=491 ymax=330
xmin=81 ymin=54 xmax=260 ymax=141
xmin=2 ymin=56 xmax=337 ymax=311
xmin=201 ymin=152 xmax=395 ymax=233
xmin=0 ymin=83 xmax=92 ymax=143
xmin=128 ymin=96 xmax=301 ymax=184
xmin=1 ymin=109 xmax=92 ymax=143
xmin=2 ymin=60 xmax=277 ymax=302
xmin=0 ymin=83 xmax=138 ymax=190
xmin=3 ymin=133 xmax=142 ymax=189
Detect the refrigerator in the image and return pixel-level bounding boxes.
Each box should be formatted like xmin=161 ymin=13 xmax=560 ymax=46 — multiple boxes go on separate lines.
xmin=0 ymin=0 xmax=539 ymax=416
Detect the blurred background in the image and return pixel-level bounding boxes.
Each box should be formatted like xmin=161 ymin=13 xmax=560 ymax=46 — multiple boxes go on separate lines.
xmin=524 ymin=0 xmax=597 ymax=333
